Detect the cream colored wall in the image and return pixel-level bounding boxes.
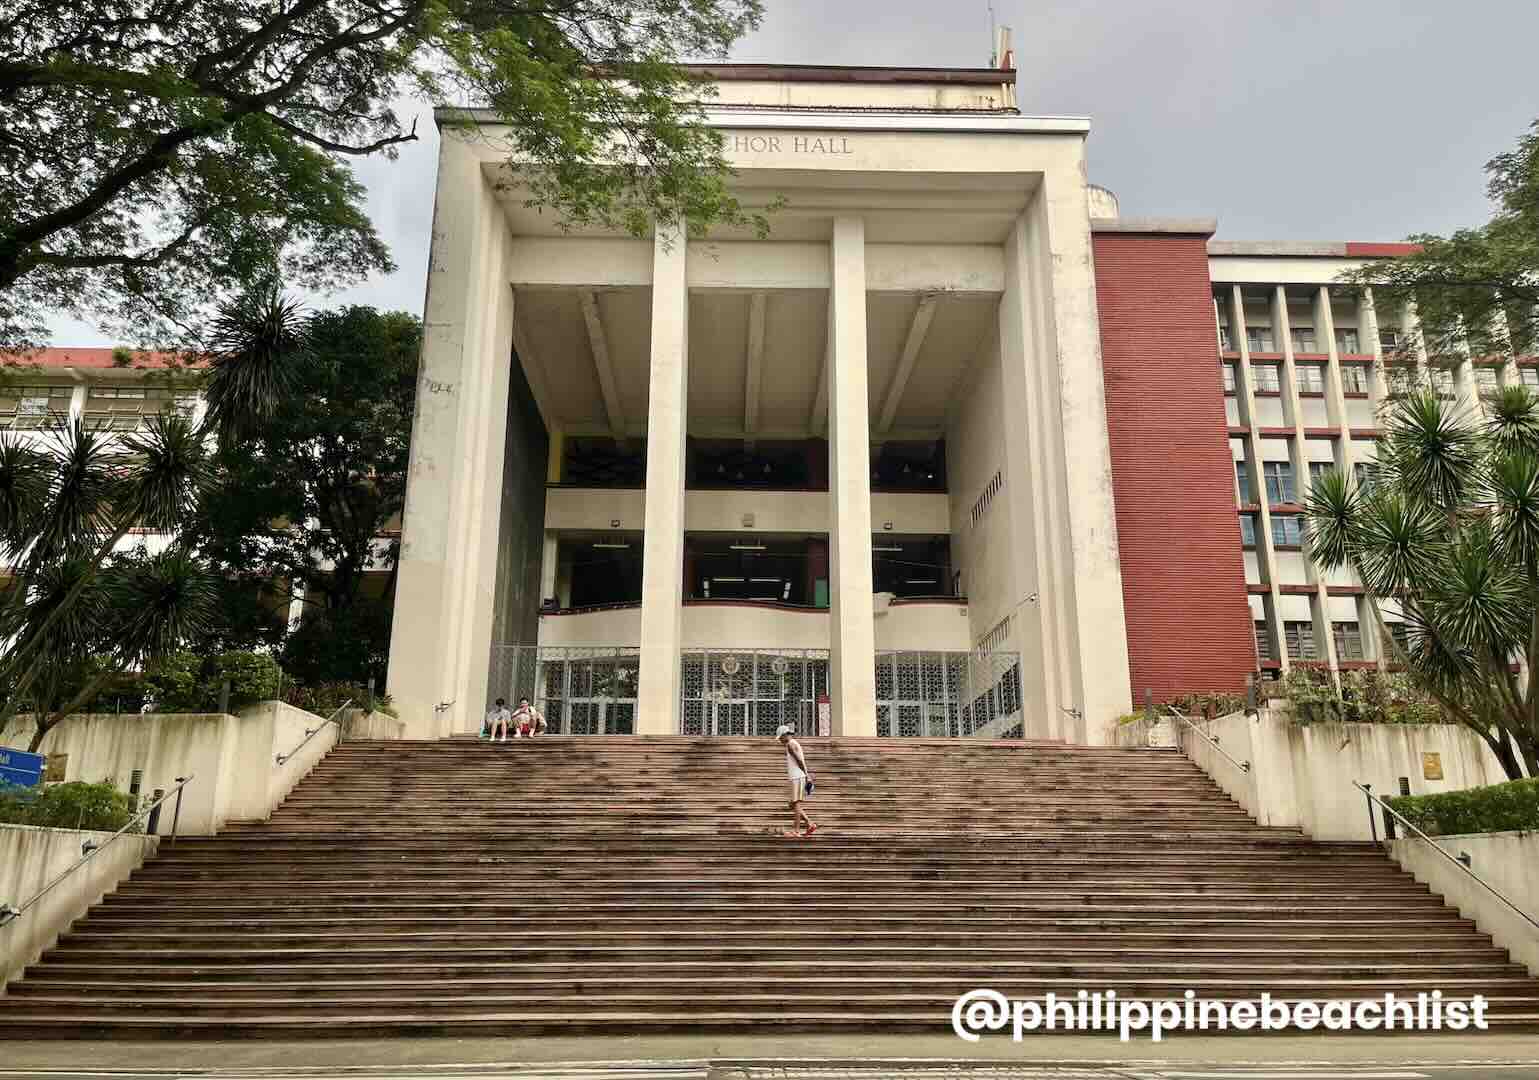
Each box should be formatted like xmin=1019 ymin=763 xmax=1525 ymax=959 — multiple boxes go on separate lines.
xmin=1179 ymin=708 xmax=1511 ymax=842
xmin=1 ymin=824 xmax=158 ymax=988
xmin=543 ymin=488 xmax=950 ymax=536
xmin=538 ymin=599 xmax=970 ymax=653
xmin=702 ymin=81 xmax=1013 ymax=113
xmin=1390 ymin=831 xmax=1539 ymax=976
xmin=0 ymin=702 xmax=349 ymax=837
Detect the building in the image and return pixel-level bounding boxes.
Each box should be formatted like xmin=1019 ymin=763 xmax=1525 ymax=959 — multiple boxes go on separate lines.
xmin=387 ymin=40 xmax=1504 ymax=743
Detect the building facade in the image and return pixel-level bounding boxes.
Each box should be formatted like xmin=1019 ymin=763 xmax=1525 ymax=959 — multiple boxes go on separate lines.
xmin=386 ymin=52 xmax=1502 ymax=744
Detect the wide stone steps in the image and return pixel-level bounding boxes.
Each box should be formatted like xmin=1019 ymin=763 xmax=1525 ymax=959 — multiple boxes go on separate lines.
xmin=4 ymin=736 xmax=1536 ymax=1038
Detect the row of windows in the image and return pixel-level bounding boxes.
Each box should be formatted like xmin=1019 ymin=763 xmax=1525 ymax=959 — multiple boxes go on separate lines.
xmin=1223 ymin=361 xmax=1371 ymax=396
xmin=1236 ymin=460 xmax=1375 ymax=506
xmin=1220 ymin=326 xmax=1389 ymax=356
xmin=0 ymin=385 xmax=198 ymax=431
xmin=1255 ymin=619 xmax=1406 ymax=662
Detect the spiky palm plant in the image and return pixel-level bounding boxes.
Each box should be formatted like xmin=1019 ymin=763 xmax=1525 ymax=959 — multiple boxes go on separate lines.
xmin=203 ymin=283 xmax=308 ymax=445
xmin=1305 ymin=388 xmax=1539 ymax=779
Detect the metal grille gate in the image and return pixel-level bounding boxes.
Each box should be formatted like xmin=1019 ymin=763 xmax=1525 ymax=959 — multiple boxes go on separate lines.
xmin=680 ymin=649 xmax=828 ymax=736
xmin=875 ymin=650 xmax=1024 ymax=738
xmin=488 ymin=645 xmax=639 ymax=735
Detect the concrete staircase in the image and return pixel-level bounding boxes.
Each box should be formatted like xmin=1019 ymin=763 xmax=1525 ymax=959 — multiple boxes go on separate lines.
xmin=3 ymin=736 xmax=1536 ymax=1036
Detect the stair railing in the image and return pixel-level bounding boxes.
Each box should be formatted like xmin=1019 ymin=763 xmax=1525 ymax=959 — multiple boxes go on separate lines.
xmin=1353 ymin=781 xmax=1539 ymax=936
xmin=1163 ymin=707 xmax=1250 ymax=774
xmin=0 ymin=775 xmax=195 ymax=929
xmin=274 ymin=699 xmax=353 ymax=766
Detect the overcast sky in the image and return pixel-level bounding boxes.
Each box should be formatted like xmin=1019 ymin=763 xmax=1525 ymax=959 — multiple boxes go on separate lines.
xmin=48 ymin=0 xmax=1539 ymax=345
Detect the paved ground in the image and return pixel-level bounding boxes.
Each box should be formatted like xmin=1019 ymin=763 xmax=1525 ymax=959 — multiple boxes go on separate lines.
xmin=4 ymin=1035 xmax=1539 ymax=1079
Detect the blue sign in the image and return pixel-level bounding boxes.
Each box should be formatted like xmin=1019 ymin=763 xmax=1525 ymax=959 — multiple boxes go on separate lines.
xmin=0 ymin=747 xmax=44 ymax=788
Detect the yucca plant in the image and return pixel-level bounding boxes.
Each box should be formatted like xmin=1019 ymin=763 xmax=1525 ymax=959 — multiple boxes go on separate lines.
xmin=1305 ymin=388 xmax=1539 ymax=779
xmin=0 ymin=283 xmax=305 ymax=738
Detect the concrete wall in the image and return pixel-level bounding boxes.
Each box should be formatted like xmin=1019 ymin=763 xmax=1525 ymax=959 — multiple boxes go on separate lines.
xmin=1390 ymin=830 xmax=1539 ymax=976
xmin=543 ymin=487 xmax=950 ymax=537
xmin=1177 ymin=707 xmax=1511 ymax=841
xmin=538 ymin=598 xmax=971 ymax=652
xmin=0 ymin=702 xmax=349 ymax=836
xmin=1 ymin=824 xmax=158 ymax=987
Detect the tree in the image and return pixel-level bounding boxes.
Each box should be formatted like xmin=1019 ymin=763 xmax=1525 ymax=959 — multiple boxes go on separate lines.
xmin=0 ymin=0 xmax=764 ymax=349
xmin=1304 ymin=389 xmax=1539 ymax=780
xmin=190 ymin=304 xmax=419 ymax=684
xmin=1343 ymin=120 xmax=1539 ymax=362
xmin=0 ymin=286 xmax=302 ymax=741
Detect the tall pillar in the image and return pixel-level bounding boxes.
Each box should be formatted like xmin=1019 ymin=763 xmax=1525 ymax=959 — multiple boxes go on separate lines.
xmin=635 ymin=224 xmax=689 ymax=734
xmin=827 ymin=216 xmax=878 ymax=736
xmin=387 ymin=133 xmax=513 ymax=739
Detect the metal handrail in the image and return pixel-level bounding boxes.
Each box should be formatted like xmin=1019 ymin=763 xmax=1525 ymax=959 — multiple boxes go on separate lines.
xmin=1353 ymin=781 xmax=1539 ymax=936
xmin=274 ymin=699 xmax=353 ymax=766
xmin=0 ymin=775 xmax=194 ymax=928
xmin=1164 ymin=707 xmax=1251 ymax=774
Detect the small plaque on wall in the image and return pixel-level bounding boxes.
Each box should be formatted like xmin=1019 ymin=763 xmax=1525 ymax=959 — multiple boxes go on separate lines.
xmin=1422 ymin=752 xmax=1444 ymax=781
xmin=43 ymin=752 xmax=68 ymax=782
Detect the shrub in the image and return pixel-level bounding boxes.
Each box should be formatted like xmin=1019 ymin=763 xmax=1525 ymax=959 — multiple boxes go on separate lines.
xmin=1278 ymin=668 xmax=1443 ymax=725
xmin=143 ymin=650 xmax=283 ymax=713
xmin=285 ymin=681 xmax=395 ymax=719
xmin=1388 ymin=778 xmax=1539 ymax=836
xmin=0 ymin=780 xmax=136 ymax=832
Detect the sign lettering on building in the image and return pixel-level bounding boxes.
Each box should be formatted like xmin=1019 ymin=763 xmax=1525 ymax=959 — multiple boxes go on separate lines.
xmin=728 ymin=134 xmax=854 ymax=157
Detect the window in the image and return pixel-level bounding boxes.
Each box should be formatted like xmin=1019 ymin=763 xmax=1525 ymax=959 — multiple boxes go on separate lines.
xmin=1295 ymin=364 xmax=1325 ymax=394
xmin=1387 ymin=365 xmax=1417 ymax=396
xmin=1263 ymin=461 xmax=1295 ymax=505
xmin=1291 ymin=328 xmax=1319 ymax=354
xmin=1222 ymin=362 xmax=1237 ymax=393
xmin=1430 ymin=367 xmax=1455 ymax=399
xmin=0 ymin=385 xmax=72 ymax=429
xmin=1247 ymin=327 xmax=1277 ymax=353
xmin=1252 ymin=364 xmax=1281 ymax=393
xmin=1239 ymin=514 xmax=1257 ymax=547
xmin=1255 ymin=621 xmax=1274 ymax=661
xmin=84 ymin=386 xmax=197 ymax=432
xmin=1236 ymin=459 xmax=1250 ymax=502
xmin=1522 ymin=367 xmax=1539 ymax=389
xmin=1284 ymin=620 xmax=1317 ymax=660
xmin=1271 ymin=514 xmax=1303 ymax=547
xmin=1475 ymin=367 xmax=1501 ymax=394
xmin=1309 ymin=461 xmax=1336 ymax=488
xmin=1379 ymin=329 xmax=1403 ymax=353
xmin=1341 ymin=364 xmax=1369 ymax=395
xmin=1354 ymin=461 xmax=1376 ymax=492
xmin=1333 ymin=621 xmax=1364 ymax=661
xmin=1336 ymin=328 xmax=1361 ymax=355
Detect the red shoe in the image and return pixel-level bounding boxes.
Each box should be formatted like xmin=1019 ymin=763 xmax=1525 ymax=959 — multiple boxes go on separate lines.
xmin=782 ymin=830 xmax=803 ymax=838
xmin=804 ymin=823 xmax=819 ymax=837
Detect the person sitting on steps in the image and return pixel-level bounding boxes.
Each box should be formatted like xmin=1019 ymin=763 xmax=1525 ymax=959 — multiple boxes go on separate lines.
xmin=512 ymin=696 xmax=547 ymax=737
xmin=483 ymin=697 xmax=512 ymax=742
xmin=776 ymin=724 xmax=818 ymax=838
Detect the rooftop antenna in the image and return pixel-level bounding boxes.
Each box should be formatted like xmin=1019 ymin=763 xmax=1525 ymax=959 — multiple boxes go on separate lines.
xmin=987 ymin=1 xmax=997 ymax=66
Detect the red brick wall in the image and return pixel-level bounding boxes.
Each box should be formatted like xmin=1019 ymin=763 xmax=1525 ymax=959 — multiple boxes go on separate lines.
xmin=1093 ymin=231 xmax=1256 ymax=700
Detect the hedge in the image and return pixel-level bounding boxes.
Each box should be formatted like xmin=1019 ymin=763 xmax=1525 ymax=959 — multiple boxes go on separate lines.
xmin=143 ymin=650 xmax=282 ymax=713
xmin=1387 ymin=777 xmax=1539 ymax=837
xmin=0 ymin=780 xmax=136 ymax=832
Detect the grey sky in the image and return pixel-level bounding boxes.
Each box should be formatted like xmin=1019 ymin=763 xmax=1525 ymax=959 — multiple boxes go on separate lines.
xmin=47 ymin=0 xmax=1539 ymax=345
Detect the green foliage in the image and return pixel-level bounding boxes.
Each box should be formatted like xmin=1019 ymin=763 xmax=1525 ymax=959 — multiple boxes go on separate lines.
xmin=1388 ymin=778 xmax=1539 ymax=836
xmin=0 ymin=780 xmax=135 ymax=832
xmin=285 ymin=681 xmax=395 ymax=719
xmin=1341 ymin=120 xmax=1539 ymax=363
xmin=1304 ymin=387 xmax=1539 ymax=779
xmin=1 ymin=0 xmax=764 ymax=349
xmin=1169 ymin=691 xmax=1248 ymax=718
xmin=1278 ymin=667 xmax=1444 ymax=726
xmin=279 ymin=601 xmax=394 ymax=690
xmin=143 ymin=650 xmax=282 ymax=713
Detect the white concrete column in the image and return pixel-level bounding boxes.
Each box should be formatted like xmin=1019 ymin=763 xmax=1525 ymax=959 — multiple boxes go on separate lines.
xmin=386 ymin=133 xmax=513 ymax=739
xmin=826 ymin=216 xmax=878 ymax=736
xmin=539 ymin=532 xmax=558 ymax=604
xmin=635 ymin=224 xmax=689 ymax=734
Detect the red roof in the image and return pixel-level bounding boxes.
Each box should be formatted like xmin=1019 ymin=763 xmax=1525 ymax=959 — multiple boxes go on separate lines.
xmin=1 ymin=347 xmax=207 ymax=370
xmin=1344 ymin=242 xmax=1423 ymax=257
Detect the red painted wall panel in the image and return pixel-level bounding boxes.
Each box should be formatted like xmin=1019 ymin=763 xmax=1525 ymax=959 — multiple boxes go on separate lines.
xmin=1093 ymin=231 xmax=1256 ymax=700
